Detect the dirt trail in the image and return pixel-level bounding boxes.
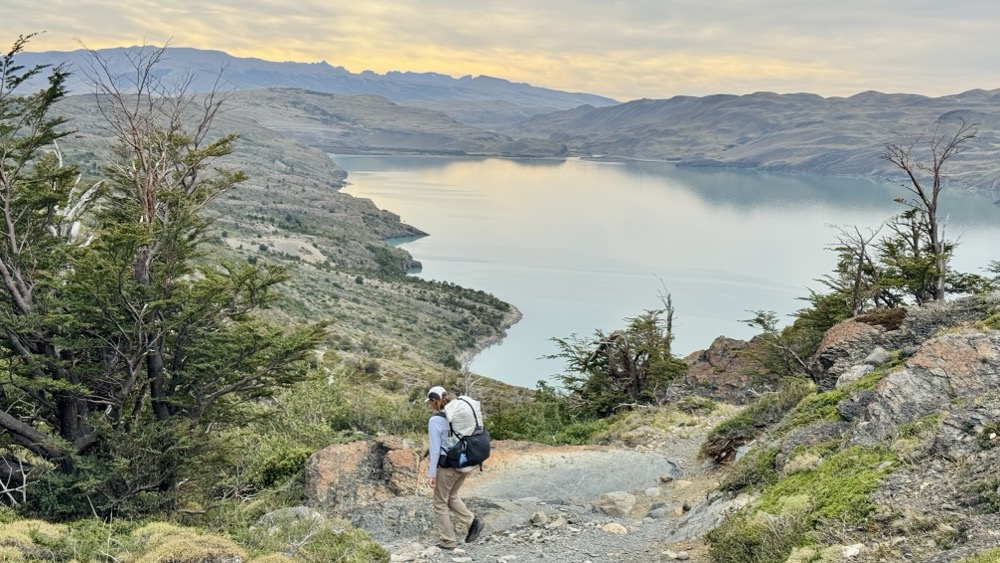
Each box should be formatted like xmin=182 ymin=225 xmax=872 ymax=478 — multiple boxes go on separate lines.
xmin=387 ymin=407 xmax=736 ymax=562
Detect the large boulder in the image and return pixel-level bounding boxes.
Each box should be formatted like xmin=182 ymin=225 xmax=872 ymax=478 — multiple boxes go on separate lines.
xmin=594 ymin=491 xmax=637 ymax=517
xmin=304 ymin=436 xmax=423 ymax=515
xmin=811 ymin=318 xmax=888 ymax=389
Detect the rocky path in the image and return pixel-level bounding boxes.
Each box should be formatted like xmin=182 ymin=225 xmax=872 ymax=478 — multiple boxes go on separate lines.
xmin=382 ymin=408 xmax=740 ymax=563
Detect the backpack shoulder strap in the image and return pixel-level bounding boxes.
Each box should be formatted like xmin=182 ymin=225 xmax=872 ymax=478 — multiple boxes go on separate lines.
xmin=433 ymin=410 xmax=455 ymax=436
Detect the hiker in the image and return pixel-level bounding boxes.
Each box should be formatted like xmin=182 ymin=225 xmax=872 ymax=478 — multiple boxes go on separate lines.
xmin=425 ymin=385 xmax=484 ymax=551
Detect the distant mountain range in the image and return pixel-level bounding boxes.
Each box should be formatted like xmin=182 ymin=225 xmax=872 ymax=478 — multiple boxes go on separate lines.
xmin=20 ymin=47 xmax=617 ymax=129
xmin=23 ymin=47 xmax=1000 ymax=190
xmin=504 ymin=90 xmax=1000 ymax=189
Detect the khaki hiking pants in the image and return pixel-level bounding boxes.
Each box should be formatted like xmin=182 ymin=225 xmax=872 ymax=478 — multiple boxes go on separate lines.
xmin=433 ymin=466 xmax=475 ymax=547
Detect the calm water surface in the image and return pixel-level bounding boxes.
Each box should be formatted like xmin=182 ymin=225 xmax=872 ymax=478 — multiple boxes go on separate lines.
xmin=335 ymin=155 xmax=1000 ymax=389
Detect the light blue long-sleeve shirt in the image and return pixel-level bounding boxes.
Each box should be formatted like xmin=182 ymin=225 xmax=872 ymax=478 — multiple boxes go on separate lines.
xmin=427 ymin=413 xmax=450 ymax=478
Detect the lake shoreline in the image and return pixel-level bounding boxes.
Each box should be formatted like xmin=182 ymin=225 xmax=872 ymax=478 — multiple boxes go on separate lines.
xmin=457 ymin=305 xmax=524 ymax=375
xmin=336 ymin=154 xmax=1000 ymax=388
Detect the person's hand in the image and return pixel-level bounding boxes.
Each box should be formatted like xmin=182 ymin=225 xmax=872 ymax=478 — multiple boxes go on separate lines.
xmin=428 ymin=476 xmax=436 ymax=488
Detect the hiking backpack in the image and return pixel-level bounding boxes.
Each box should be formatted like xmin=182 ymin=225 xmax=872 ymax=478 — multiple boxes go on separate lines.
xmin=439 ymin=396 xmax=491 ymax=468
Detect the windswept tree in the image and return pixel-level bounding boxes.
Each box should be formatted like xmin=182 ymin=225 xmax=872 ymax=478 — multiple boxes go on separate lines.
xmin=549 ymin=293 xmax=687 ymax=417
xmin=880 ymin=118 xmax=978 ymax=303
xmin=0 ymin=33 xmax=86 ymax=506
xmin=821 ymin=224 xmax=894 ymax=315
xmin=0 ymin=36 xmax=325 ymax=517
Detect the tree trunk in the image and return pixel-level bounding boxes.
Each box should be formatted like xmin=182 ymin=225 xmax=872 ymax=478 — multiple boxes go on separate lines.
xmin=148 ymin=338 xmax=170 ymax=421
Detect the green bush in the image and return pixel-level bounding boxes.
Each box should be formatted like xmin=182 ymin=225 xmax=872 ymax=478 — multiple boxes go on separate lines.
xmin=701 ymin=379 xmax=813 ymax=462
xmin=243 ymin=520 xmax=389 ymax=563
xmin=0 ymin=505 xmax=19 ymax=523
xmin=489 ymin=384 xmax=614 ymax=445
xmin=489 ymin=398 xmax=570 ymax=443
xmin=0 ymin=518 xmax=151 ymax=563
xmin=774 ymin=390 xmax=846 ymax=435
xmin=707 ymin=439 xmax=896 ymax=560
xmin=490 ymin=386 xmax=576 ymax=443
xmin=179 ymin=498 xmax=387 ymax=562
xmin=975 ymin=311 xmax=1000 ymax=331
xmin=719 ymin=446 xmax=780 ymax=493
xmin=757 ymin=446 xmax=896 ymax=522
xmin=549 ymin=307 xmax=688 ymax=418
xmin=245 ymin=442 xmax=314 ymax=490
xmin=258 ymin=372 xmax=425 ymax=441
xmin=707 ymin=499 xmax=814 ymax=563
xmin=676 ymin=394 xmax=718 ymax=415
xmin=554 ymin=417 xmax=614 ymax=445
xmin=0 ymin=520 xmax=68 ymax=562
xmin=47 ymin=518 xmax=141 ymax=561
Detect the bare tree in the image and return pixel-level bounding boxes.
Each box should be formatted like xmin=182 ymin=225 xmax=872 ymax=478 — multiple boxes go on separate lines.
xmin=880 ymin=118 xmax=978 ymax=302
xmin=78 ymin=42 xmax=239 ymax=422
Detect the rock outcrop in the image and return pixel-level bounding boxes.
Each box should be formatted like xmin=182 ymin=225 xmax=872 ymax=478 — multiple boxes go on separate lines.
xmin=753 ymin=293 xmax=1000 ymax=562
xmin=305 ymin=436 xmax=423 ymax=515
xmin=684 ymin=336 xmax=774 ymax=403
xmin=848 ymin=329 xmax=1000 ymax=446
xmin=811 ymin=294 xmax=998 ymax=389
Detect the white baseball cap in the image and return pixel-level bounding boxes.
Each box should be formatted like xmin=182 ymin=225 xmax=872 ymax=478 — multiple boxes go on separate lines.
xmin=425 ymin=386 xmax=447 ymax=402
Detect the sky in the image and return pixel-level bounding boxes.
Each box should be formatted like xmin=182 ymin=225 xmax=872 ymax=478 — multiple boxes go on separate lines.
xmin=6 ymin=0 xmax=1000 ymax=102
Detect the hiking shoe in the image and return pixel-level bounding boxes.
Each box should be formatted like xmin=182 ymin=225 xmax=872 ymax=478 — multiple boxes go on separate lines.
xmin=465 ymin=516 xmax=483 ymax=543
xmin=433 ymin=544 xmax=457 ymax=551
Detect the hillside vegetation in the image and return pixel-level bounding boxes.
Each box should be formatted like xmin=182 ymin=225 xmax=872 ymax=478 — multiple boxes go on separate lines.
xmin=52 ymin=91 xmax=522 ymax=372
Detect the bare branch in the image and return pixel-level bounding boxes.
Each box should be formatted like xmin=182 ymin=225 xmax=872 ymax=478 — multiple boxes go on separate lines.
xmin=0 ymin=455 xmax=31 ymax=505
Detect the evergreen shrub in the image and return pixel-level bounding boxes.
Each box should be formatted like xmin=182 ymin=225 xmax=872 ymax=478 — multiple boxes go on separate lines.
xmin=707 ymin=498 xmax=813 ymax=563
xmin=719 ymin=446 xmax=780 ymax=493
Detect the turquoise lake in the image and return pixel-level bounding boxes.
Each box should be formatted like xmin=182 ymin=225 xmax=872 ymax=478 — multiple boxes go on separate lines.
xmin=335 ymin=155 xmax=1000 ymax=389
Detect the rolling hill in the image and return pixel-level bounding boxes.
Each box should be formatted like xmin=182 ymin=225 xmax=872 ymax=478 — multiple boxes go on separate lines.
xmin=28 ymin=46 xmax=1000 ymax=190
xmin=20 ymin=46 xmax=618 ymax=128
xmin=501 ymin=90 xmax=1000 ymax=189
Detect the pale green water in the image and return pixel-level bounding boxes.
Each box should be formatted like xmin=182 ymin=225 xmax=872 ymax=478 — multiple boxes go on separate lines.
xmin=335 ymin=155 xmax=1000 ymax=389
